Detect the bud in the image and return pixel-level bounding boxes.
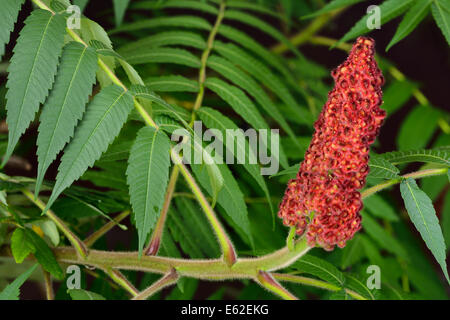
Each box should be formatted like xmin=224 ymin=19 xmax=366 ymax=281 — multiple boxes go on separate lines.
xmin=278 ymin=37 xmax=386 ymax=251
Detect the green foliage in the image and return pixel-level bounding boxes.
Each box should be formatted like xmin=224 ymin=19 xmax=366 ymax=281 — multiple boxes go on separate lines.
xmin=0 ymin=0 xmax=448 ymax=301
xmin=35 ymin=42 xmax=98 ymax=196
xmin=46 ymin=85 xmax=134 ymax=210
xmin=0 ymin=0 xmax=24 ymax=59
xmin=397 ymin=106 xmax=441 ymax=150
xmin=3 ymin=9 xmax=66 ymax=166
xmin=127 ymin=126 xmax=171 ymax=255
xmin=292 ymin=254 xmax=345 ymax=287
xmin=400 ymin=178 xmax=449 ymax=283
xmin=386 ymin=0 xmax=432 ymax=51
xmin=11 ymin=228 xmax=63 ymax=279
xmin=0 ymin=264 xmax=37 ymax=300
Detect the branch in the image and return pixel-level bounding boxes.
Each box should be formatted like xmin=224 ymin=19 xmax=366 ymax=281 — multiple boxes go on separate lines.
xmin=43 ymin=237 xmax=311 ymax=280
xmin=256 ymin=270 xmax=298 ymax=300
xmin=21 ymin=189 xmax=88 ymax=259
xmin=361 ymin=168 xmax=449 ymax=199
xmin=132 ymin=269 xmax=178 ymax=300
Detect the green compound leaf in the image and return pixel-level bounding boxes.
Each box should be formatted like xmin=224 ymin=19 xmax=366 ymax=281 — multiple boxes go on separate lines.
xmin=0 ymin=264 xmax=38 ymax=300
xmin=400 ymin=178 xmax=449 ymax=283
xmin=126 ymin=126 xmax=171 ymax=256
xmin=0 ymin=0 xmax=25 ymax=59
xmin=46 ymin=85 xmax=134 ymax=210
xmin=3 ymin=9 xmax=66 ymax=166
xmin=35 ymin=42 xmax=98 ymax=196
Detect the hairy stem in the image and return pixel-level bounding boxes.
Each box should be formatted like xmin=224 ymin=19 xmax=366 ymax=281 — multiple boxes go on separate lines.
xmin=145 ymin=166 xmax=180 ymax=255
xmin=256 ymin=270 xmax=298 ymax=300
xmin=22 ymin=189 xmax=88 ymax=259
xmin=44 ymin=237 xmax=310 ymax=280
xmin=105 ymin=269 xmax=139 ymax=297
xmin=172 ymin=151 xmax=237 ymax=267
xmin=84 ymin=210 xmax=131 ymax=248
xmin=132 ymin=269 xmax=179 ymax=300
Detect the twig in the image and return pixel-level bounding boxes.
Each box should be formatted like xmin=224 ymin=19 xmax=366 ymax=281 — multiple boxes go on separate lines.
xmin=361 ymin=168 xmax=449 ymax=199
xmin=256 ymin=270 xmax=298 ymax=300
xmin=272 ymin=273 xmax=367 ymax=300
xmin=21 ymin=189 xmax=88 ymax=259
xmin=42 ymin=268 xmax=54 ymax=300
xmin=132 ymin=269 xmax=178 ymax=300
xmin=84 ymin=210 xmax=130 ymax=247
xmin=145 ymin=166 xmax=180 ymax=255
xmin=105 ymin=269 xmax=139 ymax=297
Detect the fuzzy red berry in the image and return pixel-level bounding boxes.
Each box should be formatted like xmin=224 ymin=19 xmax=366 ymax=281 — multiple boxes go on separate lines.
xmin=278 ymin=37 xmax=386 ymax=251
